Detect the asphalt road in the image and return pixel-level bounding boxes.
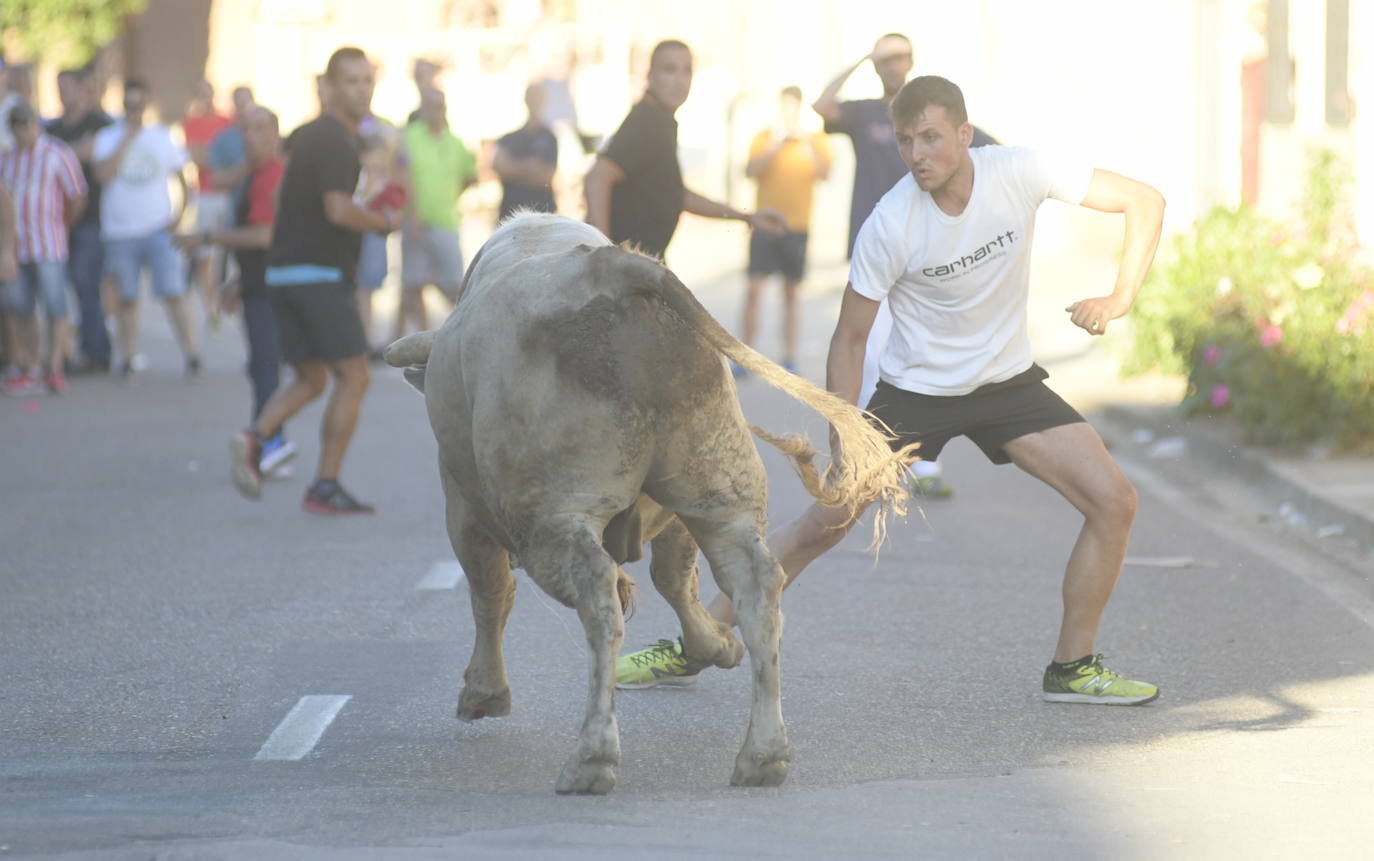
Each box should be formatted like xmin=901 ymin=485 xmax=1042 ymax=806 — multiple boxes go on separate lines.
xmin=3 ymin=242 xmax=1373 ymax=859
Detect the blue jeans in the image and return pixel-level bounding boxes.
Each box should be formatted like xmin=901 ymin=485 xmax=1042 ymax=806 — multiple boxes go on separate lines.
xmin=104 ymin=230 xmax=186 ymax=301
xmin=68 ymin=221 xmax=111 ymax=363
xmin=241 ymin=293 xmax=281 ymax=422
xmin=2 ymin=260 xmax=71 ymax=318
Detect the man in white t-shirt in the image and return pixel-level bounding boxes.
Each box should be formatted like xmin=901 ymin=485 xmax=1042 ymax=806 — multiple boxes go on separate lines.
xmin=93 ymin=78 xmax=200 ymax=378
xmin=617 ymin=76 xmax=1166 ymax=705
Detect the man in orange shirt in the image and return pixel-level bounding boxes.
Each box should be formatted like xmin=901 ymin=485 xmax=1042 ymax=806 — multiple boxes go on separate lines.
xmin=738 ymin=86 xmax=831 ymax=374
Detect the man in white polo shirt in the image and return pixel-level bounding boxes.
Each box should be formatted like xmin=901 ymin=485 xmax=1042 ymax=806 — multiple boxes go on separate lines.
xmin=617 ymin=76 xmax=1166 ymax=705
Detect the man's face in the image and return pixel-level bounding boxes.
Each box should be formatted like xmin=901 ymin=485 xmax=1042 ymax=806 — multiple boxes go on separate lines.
xmin=525 ymin=84 xmax=546 ymax=120
xmin=422 ymin=90 xmax=447 ymax=126
xmin=12 ymin=118 xmax=39 ymax=149
xmin=895 ymin=105 xmax=970 ymax=192
xmin=194 ymin=80 xmax=214 ymax=105
xmin=242 ymin=109 xmax=279 ymax=162
xmin=123 ymin=88 xmax=149 ymax=123
xmin=231 ymin=87 xmax=255 ymax=116
xmin=646 ymin=46 xmax=692 ymax=112
xmin=328 ymin=57 xmax=375 ymax=123
xmin=871 ymin=37 xmax=913 ymax=95
xmin=58 ymin=74 xmax=84 ymax=112
xmin=779 ymin=93 xmax=801 ymax=131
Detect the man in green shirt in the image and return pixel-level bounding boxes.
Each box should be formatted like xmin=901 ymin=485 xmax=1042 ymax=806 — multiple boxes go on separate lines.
xmin=396 ymin=87 xmax=475 ymax=340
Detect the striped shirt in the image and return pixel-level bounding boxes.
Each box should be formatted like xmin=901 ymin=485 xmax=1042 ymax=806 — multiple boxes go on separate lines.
xmin=0 ymin=135 xmax=87 ymax=262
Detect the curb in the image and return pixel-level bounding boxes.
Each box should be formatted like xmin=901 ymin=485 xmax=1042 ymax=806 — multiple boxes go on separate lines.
xmin=1096 ymin=404 xmax=1374 ymax=556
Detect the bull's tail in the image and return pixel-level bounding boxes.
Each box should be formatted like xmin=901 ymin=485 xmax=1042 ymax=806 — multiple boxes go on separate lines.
xmin=616 ymin=249 xmax=919 ymax=548
xmin=384 ymin=330 xmax=438 ymax=393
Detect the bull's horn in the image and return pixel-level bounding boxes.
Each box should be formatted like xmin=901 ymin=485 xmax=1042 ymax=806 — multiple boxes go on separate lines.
xmin=384 ymin=331 xmax=437 ymax=367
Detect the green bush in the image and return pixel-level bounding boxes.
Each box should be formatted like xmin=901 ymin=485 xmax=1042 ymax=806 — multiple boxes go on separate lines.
xmin=1124 ymin=149 xmax=1374 ymax=449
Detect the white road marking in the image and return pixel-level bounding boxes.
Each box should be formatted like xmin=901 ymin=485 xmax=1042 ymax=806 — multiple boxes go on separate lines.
xmin=416 ymin=560 xmax=465 ymax=590
xmin=253 ymin=695 xmax=351 ymax=761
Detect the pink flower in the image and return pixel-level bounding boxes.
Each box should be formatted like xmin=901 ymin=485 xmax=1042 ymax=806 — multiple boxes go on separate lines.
xmin=1203 ymin=345 xmax=1222 ymax=366
xmin=1260 ymin=325 xmax=1283 ymax=348
xmin=1210 ymin=384 xmax=1231 ymax=409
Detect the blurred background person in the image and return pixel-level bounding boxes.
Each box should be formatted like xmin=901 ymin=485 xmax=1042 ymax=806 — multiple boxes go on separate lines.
xmin=47 ymin=65 xmax=114 ymax=375
xmin=179 ymin=106 xmax=296 ymax=477
xmin=493 ymin=82 xmax=557 ymax=221
xmin=739 ymin=85 xmax=831 ymax=375
xmin=585 ymin=40 xmax=783 ymax=262
xmin=394 ymin=86 xmax=474 ymax=340
xmin=356 ymin=111 xmax=401 ymax=355
xmin=0 ymin=57 xmax=22 ymax=152
xmin=182 ymin=79 xmax=233 ymax=327
xmin=206 ymin=86 xmax=259 ymax=205
xmin=0 ymin=103 xmax=87 ymax=395
xmin=93 ymin=78 xmax=200 ymax=379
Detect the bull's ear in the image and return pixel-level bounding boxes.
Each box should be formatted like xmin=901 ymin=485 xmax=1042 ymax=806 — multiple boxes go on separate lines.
xmin=573 ymin=243 xmax=596 ymax=253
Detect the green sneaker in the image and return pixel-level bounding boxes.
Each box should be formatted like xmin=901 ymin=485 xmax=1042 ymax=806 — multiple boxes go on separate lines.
xmin=910 ymin=473 xmax=953 ymax=499
xmin=615 ymin=638 xmax=701 ymax=690
xmin=1042 ymin=654 xmax=1159 ymax=705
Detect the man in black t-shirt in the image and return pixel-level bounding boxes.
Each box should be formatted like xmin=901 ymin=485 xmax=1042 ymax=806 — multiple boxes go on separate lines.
xmin=228 ymin=47 xmax=402 ymax=515
xmin=584 ymin=40 xmax=784 ymax=261
xmin=46 ymin=66 xmax=113 ymax=373
xmin=494 ymin=84 xmax=557 ymax=221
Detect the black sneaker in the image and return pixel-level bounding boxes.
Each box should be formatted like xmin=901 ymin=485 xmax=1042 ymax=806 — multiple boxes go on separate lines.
xmin=230 ymin=430 xmax=263 ymax=500
xmin=303 ymin=480 xmax=375 ymax=515
xmin=186 ymin=356 xmax=202 ymax=380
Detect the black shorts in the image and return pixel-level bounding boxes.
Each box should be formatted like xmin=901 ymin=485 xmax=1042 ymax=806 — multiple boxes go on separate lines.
xmin=865 ymin=365 xmax=1085 ymax=464
xmin=268 ymin=280 xmax=368 ymax=365
xmin=748 ymin=230 xmax=808 ymax=281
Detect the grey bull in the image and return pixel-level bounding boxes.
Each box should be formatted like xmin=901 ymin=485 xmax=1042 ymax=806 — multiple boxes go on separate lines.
xmin=386 ymin=213 xmax=916 ymax=794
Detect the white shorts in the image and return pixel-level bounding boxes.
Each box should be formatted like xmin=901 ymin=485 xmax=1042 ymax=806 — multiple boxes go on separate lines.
xmin=401 ymin=225 xmax=463 ymax=290
xmin=193 ymin=192 xmax=233 ymax=260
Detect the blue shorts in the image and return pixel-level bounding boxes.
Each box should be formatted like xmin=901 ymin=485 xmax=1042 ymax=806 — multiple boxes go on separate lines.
xmin=2 ymin=260 xmax=71 ymax=318
xmin=104 ymin=230 xmax=187 ymax=301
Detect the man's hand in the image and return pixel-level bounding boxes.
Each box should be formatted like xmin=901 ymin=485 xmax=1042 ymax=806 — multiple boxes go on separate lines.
xmin=219 ymin=278 xmax=242 ymax=315
xmin=1066 ymin=295 xmax=1131 ymax=336
xmin=749 ymin=207 xmax=788 ymax=236
xmin=173 ymin=232 xmax=206 ymax=252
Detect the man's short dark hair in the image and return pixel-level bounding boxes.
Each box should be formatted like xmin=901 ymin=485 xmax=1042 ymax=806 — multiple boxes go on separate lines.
xmin=878 ymin=33 xmax=911 ymax=46
xmin=890 ymin=75 xmax=969 ymax=132
xmin=780 ymin=85 xmax=802 ymax=100
xmin=7 ymin=101 xmax=36 ymax=130
xmin=325 ymin=47 xmax=368 ymax=82
xmin=648 ymin=40 xmax=690 ymax=72
xmin=124 ymin=77 xmax=149 ymax=97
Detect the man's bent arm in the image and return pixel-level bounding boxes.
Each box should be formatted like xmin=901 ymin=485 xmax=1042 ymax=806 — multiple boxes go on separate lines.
xmin=812 ymin=56 xmax=866 ymax=124
xmin=1067 ymin=169 xmax=1165 ymax=334
xmin=826 ymin=285 xmax=881 ymax=407
xmin=583 ymin=155 xmax=623 ymax=237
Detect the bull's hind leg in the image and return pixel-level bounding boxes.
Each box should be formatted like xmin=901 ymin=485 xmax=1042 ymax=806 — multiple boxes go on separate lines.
xmin=442 ymin=466 xmax=515 ymax=721
xmin=682 ymin=514 xmax=792 ymax=787
xmin=650 ymin=516 xmax=743 ymax=672
xmin=520 ymin=518 xmax=626 ymax=795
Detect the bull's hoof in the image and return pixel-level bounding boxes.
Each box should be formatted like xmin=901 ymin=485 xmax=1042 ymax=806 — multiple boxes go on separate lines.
xmin=456 ymin=686 xmax=511 ymax=721
xmin=730 ymin=750 xmax=791 ymax=787
xmin=713 ymin=633 xmax=745 ymax=670
xmin=555 ymin=759 xmax=617 ymax=795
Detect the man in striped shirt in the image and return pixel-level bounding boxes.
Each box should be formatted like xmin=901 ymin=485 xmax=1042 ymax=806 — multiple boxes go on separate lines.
xmin=0 ymin=102 xmax=86 ymax=394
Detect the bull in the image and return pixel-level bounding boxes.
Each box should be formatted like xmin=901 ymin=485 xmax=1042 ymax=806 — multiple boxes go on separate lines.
xmin=386 ymin=213 xmax=915 ymax=794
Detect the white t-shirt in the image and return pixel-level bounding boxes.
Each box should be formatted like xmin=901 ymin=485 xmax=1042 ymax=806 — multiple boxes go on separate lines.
xmin=92 ymin=122 xmax=188 ymax=240
xmin=850 ymin=146 xmax=1094 ymax=396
